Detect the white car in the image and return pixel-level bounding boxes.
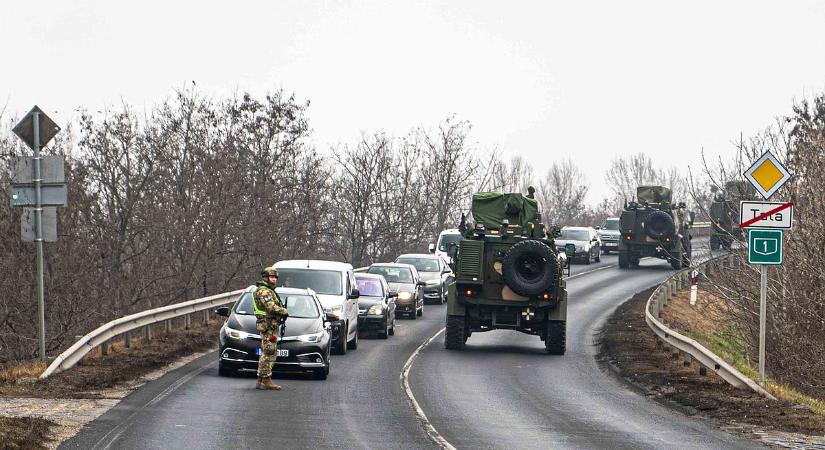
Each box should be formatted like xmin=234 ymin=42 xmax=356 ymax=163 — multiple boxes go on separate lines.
xmin=596 ymin=217 xmax=621 ymax=254
xmin=428 ymin=229 xmax=462 ymax=265
xmin=273 ymin=260 xmax=360 ymax=355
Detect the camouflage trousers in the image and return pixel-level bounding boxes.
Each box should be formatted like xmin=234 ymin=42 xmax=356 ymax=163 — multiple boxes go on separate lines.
xmin=257 ymin=329 xmax=279 ymax=378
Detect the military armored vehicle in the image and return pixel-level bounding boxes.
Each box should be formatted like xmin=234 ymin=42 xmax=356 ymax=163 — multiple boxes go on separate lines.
xmin=618 ymin=185 xmax=691 ymax=270
xmin=444 ymin=188 xmax=568 ymax=354
xmin=709 ymin=181 xmax=756 ymax=251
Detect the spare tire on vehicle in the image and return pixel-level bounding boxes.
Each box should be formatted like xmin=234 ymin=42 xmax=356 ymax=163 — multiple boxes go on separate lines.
xmin=502 ymin=240 xmax=558 ymax=297
xmin=643 ymin=210 xmax=675 ymax=240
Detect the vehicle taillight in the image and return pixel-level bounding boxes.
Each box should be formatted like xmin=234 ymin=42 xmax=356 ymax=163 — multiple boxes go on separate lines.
xmin=542 ymin=292 xmax=551 ymax=301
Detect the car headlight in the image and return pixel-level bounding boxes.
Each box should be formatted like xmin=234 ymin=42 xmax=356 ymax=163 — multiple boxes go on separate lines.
xmin=397 ymin=291 xmax=413 ymax=300
xmin=584 ymin=244 xmax=591 ymax=252
xmin=225 ymin=325 xmax=257 ymax=340
xmin=367 ymin=304 xmax=384 ymax=315
xmin=296 ymin=332 xmax=324 ymax=343
xmin=425 ymin=279 xmax=440 ymax=286
xmin=324 ymin=305 xmax=343 ymax=315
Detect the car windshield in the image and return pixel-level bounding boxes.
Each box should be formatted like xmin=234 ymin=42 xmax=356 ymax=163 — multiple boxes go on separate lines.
xmin=396 ymin=257 xmax=440 ymax=273
xmin=601 ymin=219 xmax=620 ymax=230
xmin=437 ymin=233 xmax=462 ymax=252
xmin=355 ymin=277 xmax=384 ymax=297
xmin=368 ymin=266 xmax=413 ymax=283
xmin=233 ymin=292 xmax=319 ymax=318
xmin=276 ymin=269 xmax=342 ymax=296
xmin=560 ymin=229 xmax=590 ymax=241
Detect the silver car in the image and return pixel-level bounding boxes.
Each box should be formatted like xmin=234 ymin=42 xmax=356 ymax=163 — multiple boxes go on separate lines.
xmin=555 ymin=226 xmax=601 ymax=264
xmin=596 ymin=217 xmax=620 ymax=254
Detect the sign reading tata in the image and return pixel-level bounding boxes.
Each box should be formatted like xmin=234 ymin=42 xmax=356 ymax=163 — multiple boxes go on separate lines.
xmin=748 ymin=229 xmax=783 ymax=265
xmin=739 ymin=201 xmax=793 ymax=229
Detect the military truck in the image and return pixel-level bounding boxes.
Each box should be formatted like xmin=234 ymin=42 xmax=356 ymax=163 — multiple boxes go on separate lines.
xmin=618 ymin=185 xmax=691 ymax=270
xmin=709 ymin=181 xmax=756 ymax=251
xmin=444 ymin=188 xmax=568 ymax=354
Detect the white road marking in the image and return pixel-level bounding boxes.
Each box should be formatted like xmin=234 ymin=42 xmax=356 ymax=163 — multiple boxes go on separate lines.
xmin=401 ymin=327 xmax=456 ymax=450
xmin=567 ymin=264 xmax=617 ymax=280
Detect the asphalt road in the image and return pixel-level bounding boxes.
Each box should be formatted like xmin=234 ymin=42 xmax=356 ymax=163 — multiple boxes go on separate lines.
xmin=62 ymin=241 xmax=758 ymax=450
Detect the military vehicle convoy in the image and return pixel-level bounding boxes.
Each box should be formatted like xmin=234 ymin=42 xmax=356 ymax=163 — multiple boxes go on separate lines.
xmin=709 ymin=181 xmax=756 ymax=251
xmin=444 ymin=188 xmax=568 ymax=354
xmin=618 ymin=185 xmax=692 ymax=270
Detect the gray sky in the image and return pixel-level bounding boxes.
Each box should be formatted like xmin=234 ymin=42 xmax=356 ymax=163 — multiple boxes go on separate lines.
xmin=2 ymin=1 xmax=824 ymax=204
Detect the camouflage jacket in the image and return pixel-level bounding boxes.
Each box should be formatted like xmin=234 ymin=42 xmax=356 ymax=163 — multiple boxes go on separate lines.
xmin=253 ymin=282 xmax=288 ymax=330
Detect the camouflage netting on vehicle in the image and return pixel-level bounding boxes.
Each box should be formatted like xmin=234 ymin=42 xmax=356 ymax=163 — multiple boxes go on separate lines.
xmin=636 ymin=185 xmax=672 ymax=204
xmin=470 ymin=192 xmax=539 ymax=229
xmin=725 ymin=180 xmax=756 ymax=199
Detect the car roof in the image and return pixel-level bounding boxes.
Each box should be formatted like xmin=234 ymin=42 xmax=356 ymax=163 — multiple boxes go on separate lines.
xmin=604 ymin=217 xmax=620 ymax=221
xmin=561 ymin=226 xmax=593 ymax=231
xmin=242 ymin=285 xmax=318 ymax=296
xmin=274 ymin=260 xmax=353 ymax=271
xmin=355 ymin=273 xmax=385 ymax=279
xmin=438 ymin=229 xmax=460 ymax=235
xmin=370 ymin=262 xmax=416 ymax=269
xmin=396 ymin=254 xmax=439 ymax=259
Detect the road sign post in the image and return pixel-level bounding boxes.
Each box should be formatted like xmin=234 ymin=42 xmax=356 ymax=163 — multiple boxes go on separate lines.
xmin=11 ymin=106 xmax=62 ymax=362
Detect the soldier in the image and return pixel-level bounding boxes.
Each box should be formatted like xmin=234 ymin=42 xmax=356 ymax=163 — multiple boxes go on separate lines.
xmin=253 ymin=267 xmax=288 ymax=390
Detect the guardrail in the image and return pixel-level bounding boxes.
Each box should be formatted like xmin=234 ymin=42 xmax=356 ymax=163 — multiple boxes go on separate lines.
xmin=40 ymin=289 xmax=245 ymax=379
xmin=644 ymin=254 xmax=775 ymax=399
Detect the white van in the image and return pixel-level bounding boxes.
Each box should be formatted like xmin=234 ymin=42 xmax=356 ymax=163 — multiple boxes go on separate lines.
xmin=428 ymin=229 xmax=462 ymax=265
xmin=273 ymin=260 xmax=359 ymax=355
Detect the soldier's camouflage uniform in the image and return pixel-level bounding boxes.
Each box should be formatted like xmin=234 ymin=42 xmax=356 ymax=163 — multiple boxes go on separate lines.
xmin=254 ymin=282 xmax=288 ymax=378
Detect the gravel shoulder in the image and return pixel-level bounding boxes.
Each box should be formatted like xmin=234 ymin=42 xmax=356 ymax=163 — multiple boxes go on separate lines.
xmin=598 ymin=287 xmax=825 ymax=448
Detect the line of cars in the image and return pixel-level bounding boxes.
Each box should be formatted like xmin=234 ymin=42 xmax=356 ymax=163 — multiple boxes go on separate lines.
xmin=214 ymin=253 xmax=453 ymax=381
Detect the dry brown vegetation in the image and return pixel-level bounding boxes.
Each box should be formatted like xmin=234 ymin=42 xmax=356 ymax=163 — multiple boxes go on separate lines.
xmin=690 ymin=95 xmax=825 ymax=402
xmin=0 ymin=417 xmax=55 ymax=450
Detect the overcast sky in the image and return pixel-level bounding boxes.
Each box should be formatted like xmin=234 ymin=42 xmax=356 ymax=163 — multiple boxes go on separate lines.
xmin=2 ymin=1 xmax=824 ymax=204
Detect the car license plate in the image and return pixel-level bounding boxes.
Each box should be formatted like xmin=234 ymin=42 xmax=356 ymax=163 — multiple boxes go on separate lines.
xmin=606 ymin=242 xmax=617 ymax=247
xmin=255 ymin=348 xmax=289 ymax=357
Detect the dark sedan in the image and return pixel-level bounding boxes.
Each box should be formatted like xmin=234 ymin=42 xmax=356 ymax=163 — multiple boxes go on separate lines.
xmin=217 ymin=286 xmax=332 ymax=380
xmin=355 ymin=273 xmax=397 ymax=338
xmin=367 ymin=263 xmax=424 ymax=319
xmin=395 ymin=253 xmax=453 ymax=304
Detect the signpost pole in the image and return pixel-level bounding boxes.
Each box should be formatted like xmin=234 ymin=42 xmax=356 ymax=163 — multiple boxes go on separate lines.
xmin=758 ymin=264 xmax=767 ymax=386
xmin=33 ymin=112 xmax=46 ymax=362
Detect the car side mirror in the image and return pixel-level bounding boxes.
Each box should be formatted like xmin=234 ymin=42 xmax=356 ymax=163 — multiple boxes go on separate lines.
xmin=388 ymin=290 xmax=398 ymax=298
xmin=215 ymin=306 xmax=230 ymax=317
xmin=594 ymin=226 xmax=601 ymax=230
xmin=348 ymin=288 xmax=360 ymax=299
xmin=326 ymin=311 xmax=340 ymax=322
xmin=428 ymin=243 xmax=436 ymax=253
xmin=416 ymin=281 xmax=426 ymax=287
xmin=591 ymin=237 xmax=598 ymax=242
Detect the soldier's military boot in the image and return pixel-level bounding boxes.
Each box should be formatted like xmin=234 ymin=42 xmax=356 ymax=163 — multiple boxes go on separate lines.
xmin=256 ymin=376 xmax=282 ymax=390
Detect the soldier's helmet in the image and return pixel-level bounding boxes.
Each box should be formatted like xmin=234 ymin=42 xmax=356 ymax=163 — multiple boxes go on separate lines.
xmin=261 ymin=266 xmax=279 ymax=280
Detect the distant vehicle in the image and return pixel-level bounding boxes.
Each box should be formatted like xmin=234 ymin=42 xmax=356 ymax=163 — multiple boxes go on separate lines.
xmin=355 ymin=273 xmax=397 ymax=339
xmin=709 ymin=181 xmax=755 ymax=251
xmin=395 ymin=253 xmax=453 ymax=304
xmin=216 ymin=286 xmax=332 ymax=380
xmin=428 ymin=229 xmax=462 ymax=265
xmin=596 ymin=217 xmax=620 ymax=254
xmin=619 ymin=185 xmax=691 ymax=269
xmin=555 ymin=226 xmax=601 ymax=264
xmin=367 ymin=263 xmax=425 ymax=319
xmin=274 ymin=260 xmax=360 ymax=355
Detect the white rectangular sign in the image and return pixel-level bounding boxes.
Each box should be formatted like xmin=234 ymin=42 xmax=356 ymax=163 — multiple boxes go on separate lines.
xmin=739 ymin=201 xmax=793 ymax=229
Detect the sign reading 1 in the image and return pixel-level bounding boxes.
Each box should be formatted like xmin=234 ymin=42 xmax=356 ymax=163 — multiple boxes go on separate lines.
xmin=747 ymin=229 xmax=783 ymax=265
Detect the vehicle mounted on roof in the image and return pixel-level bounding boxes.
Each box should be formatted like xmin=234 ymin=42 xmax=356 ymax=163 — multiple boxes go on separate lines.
xmin=618 ymin=185 xmax=692 ymax=270
xmin=709 ymin=181 xmax=756 ymax=251
xmin=445 ymin=187 xmax=568 ymax=354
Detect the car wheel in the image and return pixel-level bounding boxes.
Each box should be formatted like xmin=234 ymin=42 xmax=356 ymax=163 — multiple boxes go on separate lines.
xmin=417 ymin=304 xmax=423 ymax=316
xmin=335 ymin=323 xmax=347 ymax=355
xmin=314 ymin=358 xmax=329 ymax=380
xmin=379 ymin=317 xmax=389 ymax=339
xmin=388 ymin=318 xmax=395 ymax=336
xmin=595 ymin=247 xmax=601 ymax=262
xmin=347 ymin=325 xmax=358 ymax=350
xmin=410 ymin=309 xmax=417 ymax=320
xmin=584 ymin=252 xmax=592 ymax=265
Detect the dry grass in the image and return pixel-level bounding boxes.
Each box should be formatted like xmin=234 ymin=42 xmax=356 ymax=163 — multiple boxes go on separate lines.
xmin=0 ymin=360 xmax=46 ymax=384
xmin=0 ymin=416 xmax=55 ymax=450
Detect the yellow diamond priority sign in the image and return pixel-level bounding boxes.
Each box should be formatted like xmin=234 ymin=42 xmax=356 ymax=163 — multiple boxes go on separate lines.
xmin=743 ymin=151 xmax=792 ymax=200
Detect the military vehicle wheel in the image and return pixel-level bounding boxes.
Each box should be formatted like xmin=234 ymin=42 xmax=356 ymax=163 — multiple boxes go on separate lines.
xmin=445 ymin=315 xmax=466 ymax=350
xmin=710 ymin=235 xmax=720 ymax=251
xmin=618 ymin=250 xmax=629 ymax=268
xmin=644 ymin=210 xmax=676 ymax=240
xmin=544 ymin=320 xmax=566 ymax=355
xmin=670 ymin=254 xmax=683 ymax=270
xmin=502 ymin=240 xmax=558 ymax=296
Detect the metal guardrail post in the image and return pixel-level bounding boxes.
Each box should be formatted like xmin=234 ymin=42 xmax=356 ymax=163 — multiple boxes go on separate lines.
xmin=145 ymin=324 xmax=152 ymax=341
xmin=123 ymin=331 xmax=131 ymax=348
xmin=101 ymin=341 xmax=109 ymax=356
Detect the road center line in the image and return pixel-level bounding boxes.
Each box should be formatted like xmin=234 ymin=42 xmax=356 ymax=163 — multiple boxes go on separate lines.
xmin=401 ymin=326 xmax=456 ymax=450
xmin=567 ymin=264 xmax=617 ymax=280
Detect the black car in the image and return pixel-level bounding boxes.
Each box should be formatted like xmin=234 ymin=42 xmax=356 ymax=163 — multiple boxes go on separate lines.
xmin=395 ymin=253 xmax=453 ymax=304
xmin=367 ymin=263 xmax=425 ymax=319
xmin=217 ymin=286 xmax=332 ymax=380
xmin=355 ymin=273 xmax=397 ymax=338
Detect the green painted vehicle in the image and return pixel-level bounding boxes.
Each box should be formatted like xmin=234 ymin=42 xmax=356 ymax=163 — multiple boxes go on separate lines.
xmin=618 ymin=185 xmax=692 ymax=270
xmin=709 ymin=181 xmax=756 ymax=251
xmin=444 ymin=188 xmax=568 ymax=354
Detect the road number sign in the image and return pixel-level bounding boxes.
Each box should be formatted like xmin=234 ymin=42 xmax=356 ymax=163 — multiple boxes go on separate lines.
xmin=748 ymin=229 xmax=783 ymax=265
xmin=743 ymin=151 xmax=792 ymax=200
xmin=739 ymin=201 xmax=793 ymax=229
